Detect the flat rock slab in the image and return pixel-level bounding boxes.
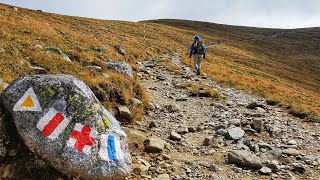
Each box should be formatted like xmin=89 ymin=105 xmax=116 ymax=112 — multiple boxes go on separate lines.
xmin=1 ymin=74 xmax=131 ymax=179
xmin=228 ymin=150 xmax=262 ymax=169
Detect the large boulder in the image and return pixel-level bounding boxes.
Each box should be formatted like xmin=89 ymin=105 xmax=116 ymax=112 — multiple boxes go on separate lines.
xmin=0 ymin=74 xmax=131 ymax=179
xmin=105 ymin=61 xmax=133 ymax=78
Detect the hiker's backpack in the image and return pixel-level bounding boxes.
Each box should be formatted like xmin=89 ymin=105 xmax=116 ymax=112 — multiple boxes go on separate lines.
xmin=193 ymin=41 xmax=205 ymax=54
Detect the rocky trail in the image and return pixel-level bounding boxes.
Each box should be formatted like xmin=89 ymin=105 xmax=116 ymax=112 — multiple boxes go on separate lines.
xmin=126 ymin=54 xmax=320 ymax=179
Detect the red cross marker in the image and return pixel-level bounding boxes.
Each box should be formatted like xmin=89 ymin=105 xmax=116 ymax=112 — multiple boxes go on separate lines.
xmin=66 ymin=123 xmax=98 ymax=155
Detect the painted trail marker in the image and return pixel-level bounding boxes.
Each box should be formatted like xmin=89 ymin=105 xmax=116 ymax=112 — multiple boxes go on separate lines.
xmin=67 ymin=123 xmax=98 ymax=155
xmin=37 ymin=108 xmax=69 ymax=140
xmin=13 ymin=87 xmax=42 ymax=111
xmin=99 ymin=133 xmax=124 ymax=161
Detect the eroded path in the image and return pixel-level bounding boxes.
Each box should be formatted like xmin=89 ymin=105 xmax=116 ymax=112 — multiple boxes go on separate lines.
xmin=127 ymin=53 xmax=320 ymax=180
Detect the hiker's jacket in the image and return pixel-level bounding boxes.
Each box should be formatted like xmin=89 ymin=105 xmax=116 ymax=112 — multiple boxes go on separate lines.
xmin=190 ymin=41 xmax=206 ymax=58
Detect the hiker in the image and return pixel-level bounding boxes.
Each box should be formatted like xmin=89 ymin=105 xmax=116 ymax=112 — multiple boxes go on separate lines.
xmin=189 ymin=35 xmax=206 ymax=75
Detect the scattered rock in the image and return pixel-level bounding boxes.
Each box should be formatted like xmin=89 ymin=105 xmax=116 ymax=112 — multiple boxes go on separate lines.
xmin=0 ymin=48 xmax=6 ymax=54
xmin=91 ymin=46 xmax=105 ymax=53
xmin=170 ymin=131 xmax=182 ymax=141
xmin=252 ymin=118 xmax=263 ymax=132
xmin=86 ymin=65 xmax=102 ymax=71
xmin=203 ymin=136 xmax=213 ymax=146
xmin=165 ymin=104 xmax=180 ymax=113
xmin=188 ymin=127 xmax=197 ymax=133
xmin=259 ymin=167 xmax=272 ymax=175
xmin=156 ymin=75 xmax=166 ymax=81
xmin=227 ymin=150 xmax=263 ymax=169
xmin=131 ymin=98 xmax=142 ymax=106
xmin=228 ymin=119 xmax=241 ymax=126
xmin=266 ymin=99 xmax=278 ymax=106
xmin=246 ymin=102 xmax=264 ymax=109
xmin=287 ymin=140 xmax=297 ymax=145
xmin=266 ymin=160 xmax=280 ymax=172
xmin=12 ymin=7 xmax=18 ymax=11
xmin=2 ymin=164 xmax=15 ymax=178
xmin=149 ymin=121 xmax=158 ymax=128
xmin=117 ymin=106 xmax=132 ymax=122
xmin=30 ymin=66 xmax=47 ymax=74
xmin=115 ymin=45 xmax=126 ymax=55
xmin=257 ymin=142 xmax=273 ymax=150
xmin=34 ymin=44 xmax=44 ymax=49
xmin=288 ymin=109 xmax=308 ymax=119
xmin=162 ymin=154 xmax=171 ymax=160
xmin=227 ymin=127 xmax=245 ymax=140
xmin=283 ymin=148 xmax=302 ymax=156
xmin=47 ymin=47 xmax=71 ymax=62
xmin=152 ymin=173 xmax=170 ymax=180
xmin=105 ymin=60 xmax=133 ymax=78
xmin=144 ymin=138 xmax=166 ymax=152
xmin=292 ymin=163 xmax=305 ymax=174
xmin=301 ymin=155 xmax=317 ymax=165
xmin=1 ymin=74 xmax=131 ymax=179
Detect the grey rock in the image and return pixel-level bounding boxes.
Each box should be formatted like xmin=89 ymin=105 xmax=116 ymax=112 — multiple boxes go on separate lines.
xmin=47 ymin=47 xmax=71 ymax=62
xmin=227 ymin=127 xmax=245 ymax=140
xmin=30 ymin=66 xmax=47 ymax=74
xmin=1 ymin=74 xmax=131 ymax=179
xmin=259 ymin=167 xmax=272 ymax=175
xmin=12 ymin=7 xmax=18 ymax=11
xmin=246 ymin=102 xmax=264 ymax=109
xmin=292 ymin=163 xmax=305 ymax=174
xmin=170 ymin=131 xmax=182 ymax=141
xmin=203 ymin=136 xmax=213 ymax=146
xmin=149 ymin=121 xmax=158 ymax=128
xmin=86 ymin=65 xmax=102 ymax=71
xmin=144 ymin=138 xmax=166 ymax=152
xmin=287 ymin=140 xmax=297 ymax=145
xmin=0 ymin=48 xmax=6 ymax=54
xmin=283 ymin=148 xmax=302 ymax=156
xmin=266 ymin=160 xmax=280 ymax=172
xmin=301 ymin=155 xmax=317 ymax=165
xmin=105 ymin=60 xmax=133 ymax=78
xmin=257 ymin=143 xmax=273 ymax=150
xmin=35 ymin=44 xmax=44 ymax=49
xmin=252 ymin=118 xmax=263 ymax=133
xmin=115 ymin=46 xmax=126 ymax=55
xmin=227 ymin=150 xmax=263 ymax=169
xmin=266 ymin=99 xmax=278 ymax=106
xmin=188 ymin=127 xmax=197 ymax=133
xmin=228 ymin=119 xmax=241 ymax=126
xmin=117 ymin=106 xmax=132 ymax=122
xmin=131 ymin=98 xmax=142 ymax=106
xmin=165 ymin=104 xmax=180 ymax=113
xmin=216 ymin=129 xmax=227 ymax=136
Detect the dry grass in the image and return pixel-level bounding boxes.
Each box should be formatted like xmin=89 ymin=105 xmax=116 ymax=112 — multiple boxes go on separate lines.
xmin=151 ymin=19 xmax=320 ymax=120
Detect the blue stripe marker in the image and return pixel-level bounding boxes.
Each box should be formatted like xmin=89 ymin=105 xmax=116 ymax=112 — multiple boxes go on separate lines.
xmin=107 ymin=135 xmax=117 ymax=161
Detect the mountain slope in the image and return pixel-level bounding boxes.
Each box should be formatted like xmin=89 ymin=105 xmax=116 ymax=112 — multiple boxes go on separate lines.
xmin=147 ymin=19 xmax=320 ymax=119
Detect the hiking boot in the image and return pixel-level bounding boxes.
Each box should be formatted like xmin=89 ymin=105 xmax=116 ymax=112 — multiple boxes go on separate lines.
xmin=196 ymin=69 xmax=200 ymax=75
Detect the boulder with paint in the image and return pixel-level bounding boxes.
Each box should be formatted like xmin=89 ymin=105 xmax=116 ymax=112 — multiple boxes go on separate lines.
xmin=0 ymin=74 xmax=131 ymax=179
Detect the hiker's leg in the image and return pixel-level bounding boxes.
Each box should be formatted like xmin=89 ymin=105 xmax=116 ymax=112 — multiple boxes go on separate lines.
xmin=193 ymin=55 xmax=199 ymax=71
xmin=198 ymin=55 xmax=203 ymax=72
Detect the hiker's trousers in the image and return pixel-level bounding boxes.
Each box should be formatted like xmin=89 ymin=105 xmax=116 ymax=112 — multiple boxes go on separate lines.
xmin=193 ymin=54 xmax=203 ymax=71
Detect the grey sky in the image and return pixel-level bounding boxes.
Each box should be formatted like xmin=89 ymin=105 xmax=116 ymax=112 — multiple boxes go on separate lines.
xmin=2 ymin=0 xmax=320 ymax=28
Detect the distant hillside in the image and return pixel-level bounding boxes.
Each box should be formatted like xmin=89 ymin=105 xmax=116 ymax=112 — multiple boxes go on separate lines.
xmin=0 ymin=3 xmax=319 ymax=119
xmin=147 ymin=19 xmax=320 ymax=119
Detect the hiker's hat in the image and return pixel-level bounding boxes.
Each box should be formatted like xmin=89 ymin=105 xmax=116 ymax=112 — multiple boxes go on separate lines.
xmin=194 ymin=35 xmax=200 ymax=41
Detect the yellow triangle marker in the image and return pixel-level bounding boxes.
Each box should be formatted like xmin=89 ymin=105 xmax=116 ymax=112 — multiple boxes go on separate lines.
xmin=21 ymin=96 xmax=34 ymax=107
xmin=13 ymin=87 xmax=42 ymax=112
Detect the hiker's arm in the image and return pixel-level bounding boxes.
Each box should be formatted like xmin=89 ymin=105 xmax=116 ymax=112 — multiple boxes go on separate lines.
xmin=189 ymin=43 xmax=194 ymax=58
xmin=203 ymin=45 xmax=206 ymax=59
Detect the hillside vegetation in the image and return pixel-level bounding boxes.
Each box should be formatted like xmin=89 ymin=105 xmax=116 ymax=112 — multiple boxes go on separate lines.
xmin=148 ymin=19 xmax=320 ymax=119
xmin=0 ymin=3 xmax=319 ymax=120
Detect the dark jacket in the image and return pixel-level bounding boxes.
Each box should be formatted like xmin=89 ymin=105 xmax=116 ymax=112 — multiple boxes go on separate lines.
xmin=189 ymin=41 xmax=206 ymax=58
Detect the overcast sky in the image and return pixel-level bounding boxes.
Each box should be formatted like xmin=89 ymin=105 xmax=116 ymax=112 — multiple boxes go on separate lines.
xmin=2 ymin=0 xmax=320 ymax=28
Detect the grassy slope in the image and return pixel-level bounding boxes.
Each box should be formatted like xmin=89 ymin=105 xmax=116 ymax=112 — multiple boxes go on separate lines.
xmin=0 ymin=3 xmax=319 ymax=120
xmin=147 ymin=19 xmax=320 ymax=119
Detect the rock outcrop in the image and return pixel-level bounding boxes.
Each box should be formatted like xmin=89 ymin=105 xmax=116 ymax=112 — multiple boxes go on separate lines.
xmin=1 ymin=74 xmax=131 ymax=179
